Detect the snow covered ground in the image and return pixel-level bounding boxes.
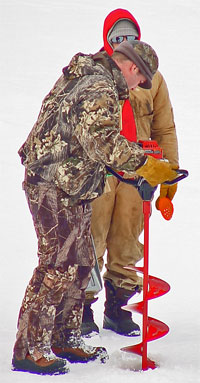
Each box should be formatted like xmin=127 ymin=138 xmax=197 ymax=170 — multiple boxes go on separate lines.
xmin=1 ymin=0 xmax=200 ymax=382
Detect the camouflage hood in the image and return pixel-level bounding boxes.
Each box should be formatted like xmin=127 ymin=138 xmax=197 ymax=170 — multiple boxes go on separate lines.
xmin=62 ymin=51 xmax=129 ymax=100
xmin=18 ymin=51 xmax=145 ymax=206
xmin=63 ymin=53 xmax=104 ymax=80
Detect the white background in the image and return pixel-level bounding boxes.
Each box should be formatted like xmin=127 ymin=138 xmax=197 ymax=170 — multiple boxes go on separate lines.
xmin=1 ymin=0 xmax=200 ymax=382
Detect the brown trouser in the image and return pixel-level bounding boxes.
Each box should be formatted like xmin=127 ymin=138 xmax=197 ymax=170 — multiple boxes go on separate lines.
xmin=14 ymin=181 xmax=94 ymax=360
xmin=87 ymin=176 xmax=144 ymax=299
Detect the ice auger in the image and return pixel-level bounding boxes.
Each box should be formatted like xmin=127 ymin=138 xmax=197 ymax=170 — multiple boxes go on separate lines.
xmin=106 ymin=141 xmax=188 ymax=371
xmin=120 ymin=169 xmax=188 ymax=370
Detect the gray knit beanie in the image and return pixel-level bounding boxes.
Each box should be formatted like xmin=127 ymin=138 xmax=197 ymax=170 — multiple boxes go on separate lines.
xmin=114 ymin=40 xmax=159 ymax=89
xmin=109 ymin=20 xmax=139 ymax=41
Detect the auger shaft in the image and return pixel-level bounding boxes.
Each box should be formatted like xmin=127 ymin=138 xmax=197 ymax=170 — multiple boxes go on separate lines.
xmin=142 ymin=200 xmax=151 ymax=370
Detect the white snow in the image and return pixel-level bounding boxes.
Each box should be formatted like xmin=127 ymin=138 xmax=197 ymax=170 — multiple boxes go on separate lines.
xmin=1 ymin=0 xmax=200 ymax=382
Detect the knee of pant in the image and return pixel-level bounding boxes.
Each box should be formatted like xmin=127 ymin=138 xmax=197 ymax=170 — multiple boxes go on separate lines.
xmin=43 ymin=265 xmax=78 ymax=291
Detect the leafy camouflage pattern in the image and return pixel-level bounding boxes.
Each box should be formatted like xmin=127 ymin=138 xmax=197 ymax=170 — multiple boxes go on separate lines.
xmin=13 ymin=181 xmax=94 ymax=359
xmin=18 ymin=51 xmax=146 ymax=206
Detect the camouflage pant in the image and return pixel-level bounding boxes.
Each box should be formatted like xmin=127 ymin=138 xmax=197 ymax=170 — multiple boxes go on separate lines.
xmin=13 ymin=181 xmax=95 ymax=360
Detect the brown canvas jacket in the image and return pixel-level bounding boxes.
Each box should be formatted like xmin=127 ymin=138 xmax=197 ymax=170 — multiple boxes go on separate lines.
xmin=129 ymin=71 xmax=179 ymax=166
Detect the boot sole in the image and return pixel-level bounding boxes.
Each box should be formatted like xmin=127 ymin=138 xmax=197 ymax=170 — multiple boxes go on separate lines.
xmin=81 ymin=323 xmax=99 ymax=338
xmin=103 ymin=315 xmax=141 ymax=337
xmin=12 ymin=357 xmax=69 ymax=375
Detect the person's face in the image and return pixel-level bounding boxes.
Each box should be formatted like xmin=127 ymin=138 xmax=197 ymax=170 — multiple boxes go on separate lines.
xmin=121 ymin=62 xmax=146 ymax=90
xmin=111 ymin=36 xmax=146 ymax=89
xmin=111 ymin=35 xmax=146 ymax=89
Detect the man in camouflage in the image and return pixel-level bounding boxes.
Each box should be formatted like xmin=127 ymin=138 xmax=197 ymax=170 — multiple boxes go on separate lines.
xmin=12 ymin=40 xmax=177 ymax=375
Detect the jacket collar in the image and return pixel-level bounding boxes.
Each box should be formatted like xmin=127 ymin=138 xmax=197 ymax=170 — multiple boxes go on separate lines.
xmin=92 ymin=51 xmax=129 ymax=101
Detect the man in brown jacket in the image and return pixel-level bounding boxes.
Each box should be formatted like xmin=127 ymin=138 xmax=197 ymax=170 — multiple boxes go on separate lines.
xmin=82 ymin=9 xmax=179 ymax=337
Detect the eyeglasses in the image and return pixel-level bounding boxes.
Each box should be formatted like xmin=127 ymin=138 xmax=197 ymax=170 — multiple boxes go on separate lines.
xmin=111 ymin=35 xmax=138 ymax=44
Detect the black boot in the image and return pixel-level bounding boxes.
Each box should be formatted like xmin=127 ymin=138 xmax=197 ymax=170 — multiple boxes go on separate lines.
xmin=81 ymin=298 xmax=99 ymax=337
xmin=103 ymin=280 xmax=141 ymax=336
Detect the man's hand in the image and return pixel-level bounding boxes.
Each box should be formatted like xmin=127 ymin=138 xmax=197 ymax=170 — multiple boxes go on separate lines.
xmin=155 ymin=183 xmax=177 ymax=210
xmin=135 ymin=156 xmax=177 ymax=187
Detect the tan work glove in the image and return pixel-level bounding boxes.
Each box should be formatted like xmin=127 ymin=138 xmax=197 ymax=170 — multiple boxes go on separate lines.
xmin=135 ymin=156 xmax=177 ymax=187
xmin=155 ymin=183 xmax=178 ymax=210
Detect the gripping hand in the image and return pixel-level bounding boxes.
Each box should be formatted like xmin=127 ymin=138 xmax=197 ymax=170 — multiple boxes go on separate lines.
xmin=135 ymin=156 xmax=177 ymax=187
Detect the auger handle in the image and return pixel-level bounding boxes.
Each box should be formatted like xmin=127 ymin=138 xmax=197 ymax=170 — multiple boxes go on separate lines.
xmin=106 ymin=167 xmax=189 ymax=201
xmin=106 ymin=166 xmax=157 ymax=200
xmin=164 ymin=169 xmax=189 ymax=185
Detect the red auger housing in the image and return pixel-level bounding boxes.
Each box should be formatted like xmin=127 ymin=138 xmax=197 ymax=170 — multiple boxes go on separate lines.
xmin=138 ymin=140 xmax=163 ymax=159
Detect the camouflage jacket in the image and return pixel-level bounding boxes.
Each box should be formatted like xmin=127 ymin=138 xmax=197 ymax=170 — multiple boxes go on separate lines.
xmin=18 ymin=51 xmax=146 ymax=205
